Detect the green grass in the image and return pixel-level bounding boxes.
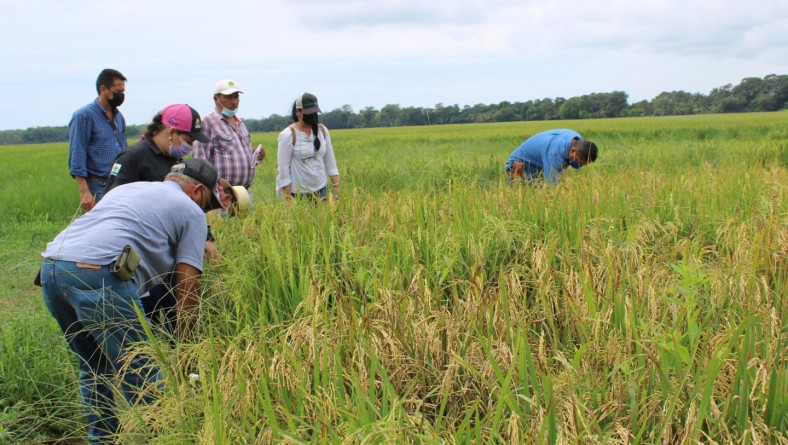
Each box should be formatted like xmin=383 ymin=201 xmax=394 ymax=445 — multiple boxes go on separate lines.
xmin=1 ymin=112 xmax=786 ymax=444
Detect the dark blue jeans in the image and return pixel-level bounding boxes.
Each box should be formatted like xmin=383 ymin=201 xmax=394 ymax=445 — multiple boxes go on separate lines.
xmin=87 ymin=178 xmax=107 ymax=203
xmin=291 ymin=186 xmax=327 ymax=202
xmin=40 ymin=259 xmax=160 ymax=444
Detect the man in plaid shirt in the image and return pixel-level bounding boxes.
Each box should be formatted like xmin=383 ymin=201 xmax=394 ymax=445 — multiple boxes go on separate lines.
xmin=193 ymin=80 xmax=265 ymax=204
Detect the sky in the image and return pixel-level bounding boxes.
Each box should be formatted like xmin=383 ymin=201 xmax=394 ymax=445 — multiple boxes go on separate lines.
xmin=1 ymin=0 xmax=786 ymax=131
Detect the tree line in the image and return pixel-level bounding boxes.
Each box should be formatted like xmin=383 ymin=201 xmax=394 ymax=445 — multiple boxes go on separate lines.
xmin=3 ymin=74 xmax=785 ymax=146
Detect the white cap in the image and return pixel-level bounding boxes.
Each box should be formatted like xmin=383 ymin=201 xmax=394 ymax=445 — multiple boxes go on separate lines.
xmin=214 ymin=79 xmax=243 ymax=95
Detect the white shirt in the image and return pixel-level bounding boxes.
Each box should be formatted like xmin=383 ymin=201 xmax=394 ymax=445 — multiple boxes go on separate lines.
xmin=275 ymin=125 xmax=339 ymax=196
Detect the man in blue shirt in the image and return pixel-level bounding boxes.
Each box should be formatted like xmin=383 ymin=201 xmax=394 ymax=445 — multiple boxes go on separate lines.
xmin=68 ymin=68 xmax=128 ymax=211
xmin=505 ymin=129 xmax=598 ymax=184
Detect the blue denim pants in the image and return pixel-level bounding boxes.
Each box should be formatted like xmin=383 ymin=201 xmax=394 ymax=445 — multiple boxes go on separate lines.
xmin=87 ymin=178 xmax=107 ymax=204
xmin=40 ymin=259 xmax=160 ymax=445
xmin=291 ymin=186 xmax=327 ymax=202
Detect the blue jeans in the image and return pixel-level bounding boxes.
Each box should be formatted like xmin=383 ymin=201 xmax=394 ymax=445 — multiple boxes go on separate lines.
xmin=87 ymin=178 xmax=107 ymax=203
xmin=291 ymin=186 xmax=326 ymax=202
xmin=40 ymin=259 xmax=160 ymax=445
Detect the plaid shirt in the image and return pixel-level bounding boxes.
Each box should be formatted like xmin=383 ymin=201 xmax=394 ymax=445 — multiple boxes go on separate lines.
xmin=68 ymin=100 xmax=128 ymax=178
xmin=192 ymin=111 xmax=255 ymax=188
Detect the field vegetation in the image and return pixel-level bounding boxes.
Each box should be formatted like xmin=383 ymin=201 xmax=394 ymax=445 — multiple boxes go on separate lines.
xmin=0 ymin=113 xmax=786 ymax=444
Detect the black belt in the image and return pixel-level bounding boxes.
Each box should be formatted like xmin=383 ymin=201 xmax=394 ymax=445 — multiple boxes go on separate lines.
xmin=87 ymin=174 xmax=107 ymax=181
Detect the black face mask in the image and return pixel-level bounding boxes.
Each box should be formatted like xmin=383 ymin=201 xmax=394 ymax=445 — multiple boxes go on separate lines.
xmin=107 ymin=91 xmax=125 ymax=108
xmin=302 ymin=113 xmax=318 ymax=125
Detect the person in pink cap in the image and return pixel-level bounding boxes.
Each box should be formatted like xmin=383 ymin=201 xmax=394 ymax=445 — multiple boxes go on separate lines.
xmin=105 ymin=104 xmax=209 ymax=192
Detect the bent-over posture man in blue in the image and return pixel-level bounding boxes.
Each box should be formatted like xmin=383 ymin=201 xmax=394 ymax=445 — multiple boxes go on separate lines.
xmin=505 ymin=129 xmax=598 ymax=184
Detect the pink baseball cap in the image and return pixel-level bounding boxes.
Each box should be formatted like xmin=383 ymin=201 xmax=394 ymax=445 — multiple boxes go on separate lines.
xmin=161 ymin=104 xmax=209 ymax=143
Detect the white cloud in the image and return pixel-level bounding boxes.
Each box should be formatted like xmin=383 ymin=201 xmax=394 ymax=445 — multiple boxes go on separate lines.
xmin=0 ymin=0 xmax=785 ymax=130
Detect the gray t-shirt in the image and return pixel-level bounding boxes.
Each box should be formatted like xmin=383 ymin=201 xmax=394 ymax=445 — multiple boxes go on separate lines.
xmin=43 ymin=181 xmax=207 ymax=294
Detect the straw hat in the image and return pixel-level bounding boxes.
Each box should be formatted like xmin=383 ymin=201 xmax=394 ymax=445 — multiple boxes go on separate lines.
xmin=228 ymin=185 xmax=250 ymax=216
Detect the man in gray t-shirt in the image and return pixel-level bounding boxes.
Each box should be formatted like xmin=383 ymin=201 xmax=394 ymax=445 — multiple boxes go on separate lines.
xmin=39 ymin=158 xmax=223 ymax=444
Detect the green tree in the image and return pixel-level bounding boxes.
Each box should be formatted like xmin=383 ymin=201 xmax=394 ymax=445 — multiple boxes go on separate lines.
xmin=732 ymin=77 xmax=765 ymax=111
xmin=557 ymin=98 xmax=582 ymax=119
xmin=379 ymin=104 xmax=402 ymax=127
xmin=400 ymin=106 xmax=428 ymax=126
xmin=358 ymin=106 xmax=379 ymax=128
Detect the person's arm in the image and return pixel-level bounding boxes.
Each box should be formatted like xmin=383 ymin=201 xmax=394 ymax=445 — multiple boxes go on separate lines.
xmin=276 ymin=130 xmax=294 ymax=200
xmin=74 ymin=176 xmax=94 ymax=211
xmin=118 ymin=112 xmax=128 ymax=149
xmin=69 ymin=111 xmax=94 ymax=210
xmin=173 ymin=262 xmax=202 ymax=341
xmin=173 ymin=210 xmax=209 ymax=341
xmin=321 ymin=127 xmax=340 ymax=198
xmin=542 ymin=153 xmax=561 ymax=184
xmin=541 ymin=141 xmax=566 ymax=185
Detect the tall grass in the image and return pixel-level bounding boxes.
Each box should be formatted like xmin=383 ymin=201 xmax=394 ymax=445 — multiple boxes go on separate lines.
xmin=1 ymin=112 xmax=786 ymax=443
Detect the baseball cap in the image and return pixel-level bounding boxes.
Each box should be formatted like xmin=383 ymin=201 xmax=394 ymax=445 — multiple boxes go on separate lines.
xmin=295 ymin=92 xmax=321 ymax=114
xmin=171 ymin=158 xmax=224 ymax=211
xmin=161 ymin=104 xmax=209 ymax=143
xmin=214 ymin=79 xmax=243 ymax=95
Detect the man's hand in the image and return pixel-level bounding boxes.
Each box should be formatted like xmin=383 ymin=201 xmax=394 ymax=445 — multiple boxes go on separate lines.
xmin=254 ymin=144 xmax=265 ymax=164
xmin=79 ymin=190 xmax=95 ymax=211
xmin=75 ymin=176 xmax=95 ymax=211
xmin=330 ymin=176 xmax=339 ymax=201
xmin=204 ymin=241 xmax=220 ymax=262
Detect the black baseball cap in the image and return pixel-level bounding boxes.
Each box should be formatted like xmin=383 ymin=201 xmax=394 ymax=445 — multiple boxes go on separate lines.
xmin=295 ymin=92 xmax=321 ymax=114
xmin=171 ymin=158 xmax=223 ymax=210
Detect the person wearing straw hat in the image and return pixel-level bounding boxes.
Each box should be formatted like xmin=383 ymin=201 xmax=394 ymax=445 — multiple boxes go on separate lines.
xmin=193 ymin=79 xmax=264 ymax=207
xmin=38 ymin=158 xmax=224 ymax=445
xmin=276 ymin=92 xmax=340 ymax=201
xmin=504 ymin=129 xmax=598 ymax=185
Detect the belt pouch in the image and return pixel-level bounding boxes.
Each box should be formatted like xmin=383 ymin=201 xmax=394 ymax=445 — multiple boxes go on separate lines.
xmin=112 ymin=245 xmax=140 ymax=281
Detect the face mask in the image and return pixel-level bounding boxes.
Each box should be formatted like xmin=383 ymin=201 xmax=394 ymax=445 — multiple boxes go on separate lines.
xmin=569 ymin=160 xmax=580 ymax=169
xmin=169 ymin=134 xmax=193 ymax=158
xmin=302 ymin=113 xmax=318 ymax=125
xmin=221 ymin=107 xmax=237 ymax=117
xmin=107 ymin=91 xmax=125 ymax=108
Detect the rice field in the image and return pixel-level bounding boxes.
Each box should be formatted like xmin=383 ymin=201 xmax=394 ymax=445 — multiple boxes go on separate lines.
xmin=0 ymin=113 xmax=786 ymax=444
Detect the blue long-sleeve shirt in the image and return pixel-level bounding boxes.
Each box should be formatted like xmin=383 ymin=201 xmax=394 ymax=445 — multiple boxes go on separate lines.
xmin=68 ymin=100 xmax=128 ymax=178
xmin=504 ymin=129 xmax=581 ymax=184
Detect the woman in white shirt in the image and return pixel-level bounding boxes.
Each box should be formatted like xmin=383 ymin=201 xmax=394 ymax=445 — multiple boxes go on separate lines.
xmin=276 ymin=92 xmax=340 ymax=201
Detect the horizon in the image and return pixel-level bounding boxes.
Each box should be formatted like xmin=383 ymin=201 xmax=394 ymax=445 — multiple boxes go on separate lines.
xmin=4 ymin=77 xmax=784 ymax=133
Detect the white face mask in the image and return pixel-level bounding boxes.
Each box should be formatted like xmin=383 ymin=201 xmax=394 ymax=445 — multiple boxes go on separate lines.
xmin=221 ymin=107 xmax=237 ymax=117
